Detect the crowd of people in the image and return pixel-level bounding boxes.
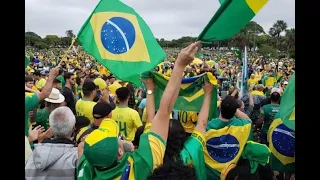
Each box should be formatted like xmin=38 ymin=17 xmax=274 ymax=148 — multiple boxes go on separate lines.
xmin=25 ymin=42 xmax=295 ymax=180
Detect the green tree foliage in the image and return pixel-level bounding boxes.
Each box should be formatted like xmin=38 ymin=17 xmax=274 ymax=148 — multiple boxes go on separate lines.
xmin=258 ymin=44 xmax=277 ymax=57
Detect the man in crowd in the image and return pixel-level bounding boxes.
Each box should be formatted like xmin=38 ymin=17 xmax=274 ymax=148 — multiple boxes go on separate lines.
xmin=62 ymin=72 xmax=76 ymax=114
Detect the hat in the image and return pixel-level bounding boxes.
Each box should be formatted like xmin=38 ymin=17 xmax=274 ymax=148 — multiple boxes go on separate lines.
xmin=94 ymin=78 xmax=107 ymax=90
xmin=84 ymin=119 xmax=119 ymax=168
xmin=284 ymin=81 xmax=288 ymax=85
xmin=82 ymin=81 xmax=98 ymax=92
xmin=44 ymin=88 xmax=65 ymax=103
xmin=93 ymin=102 xmax=113 ymax=119
xmin=271 ymin=87 xmax=282 ymax=94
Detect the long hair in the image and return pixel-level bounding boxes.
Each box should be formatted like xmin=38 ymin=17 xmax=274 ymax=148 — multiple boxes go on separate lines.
xmin=163 ymin=119 xmax=188 ymax=163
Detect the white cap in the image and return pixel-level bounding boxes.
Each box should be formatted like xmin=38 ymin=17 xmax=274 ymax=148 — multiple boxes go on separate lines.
xmin=271 ymin=87 xmax=282 ymax=94
xmin=284 ymin=81 xmax=288 ymax=85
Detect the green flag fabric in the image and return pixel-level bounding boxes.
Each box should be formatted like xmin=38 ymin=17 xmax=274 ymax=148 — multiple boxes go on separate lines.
xmin=197 ymin=0 xmax=268 ymax=42
xmin=141 ymin=71 xmax=218 ymax=120
xmin=25 ymin=56 xmax=30 ymax=68
xmin=77 ymin=0 xmax=166 ymax=85
xmin=279 ymin=73 xmax=295 ymax=130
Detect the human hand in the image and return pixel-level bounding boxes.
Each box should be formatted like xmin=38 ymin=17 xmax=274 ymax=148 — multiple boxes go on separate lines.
xmin=203 ymin=80 xmax=213 ymax=95
xmin=175 ymin=41 xmax=201 ymax=68
xmin=28 ymin=125 xmax=45 ymax=142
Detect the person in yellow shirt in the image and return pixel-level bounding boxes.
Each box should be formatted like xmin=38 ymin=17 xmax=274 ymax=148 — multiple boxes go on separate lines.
xmin=265 ymin=70 xmax=277 ymax=87
xmin=34 ymin=71 xmax=47 ymax=91
xmin=247 ymin=74 xmax=259 ymax=87
xmin=177 ymin=111 xmax=198 ymax=135
xmin=112 ymin=87 xmax=143 ymax=142
xmin=251 ymin=84 xmax=265 ymax=96
xmin=75 ymin=81 xmax=98 ymax=123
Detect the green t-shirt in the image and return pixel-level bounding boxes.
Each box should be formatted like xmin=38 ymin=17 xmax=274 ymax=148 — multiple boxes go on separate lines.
xmin=25 ymin=94 xmax=39 ymax=136
xmin=260 ymin=104 xmax=280 ymax=133
xmin=36 ymin=108 xmax=50 ymax=131
xmin=181 ymin=130 xmax=207 ymax=180
xmin=77 ymin=132 xmax=166 ymax=180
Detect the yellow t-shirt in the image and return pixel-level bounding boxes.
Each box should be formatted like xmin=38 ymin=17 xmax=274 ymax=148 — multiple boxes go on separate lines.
xmin=265 ymin=76 xmax=277 ymax=87
xmin=247 ymin=78 xmax=259 ymax=86
xmin=178 ymin=111 xmax=198 ymax=133
xmin=75 ymin=99 xmax=97 ymax=123
xmin=35 ymin=78 xmax=46 ymax=90
xmin=112 ymin=106 xmax=143 ymax=142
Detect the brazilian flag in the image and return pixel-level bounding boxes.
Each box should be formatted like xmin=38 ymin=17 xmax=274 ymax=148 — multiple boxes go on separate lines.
xmin=77 ymin=0 xmax=166 ymax=85
xmin=25 ymin=56 xmax=30 ymax=68
xmin=141 ymin=72 xmax=218 ymax=120
xmin=198 ymin=0 xmax=269 ymax=42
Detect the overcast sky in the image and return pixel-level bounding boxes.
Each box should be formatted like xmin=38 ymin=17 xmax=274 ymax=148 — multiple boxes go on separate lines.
xmin=25 ymin=0 xmax=294 ymax=40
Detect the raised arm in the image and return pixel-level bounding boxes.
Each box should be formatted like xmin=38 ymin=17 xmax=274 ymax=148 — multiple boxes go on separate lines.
xmin=195 ymin=80 xmax=213 ymax=135
xmin=151 ymin=41 xmax=200 ymax=141
xmin=37 ymin=66 xmax=60 ymax=102
xmin=142 ymin=78 xmax=156 ymax=124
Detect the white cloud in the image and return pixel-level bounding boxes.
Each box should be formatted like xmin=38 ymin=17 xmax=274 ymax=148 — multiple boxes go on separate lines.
xmin=25 ymin=0 xmax=294 ymax=40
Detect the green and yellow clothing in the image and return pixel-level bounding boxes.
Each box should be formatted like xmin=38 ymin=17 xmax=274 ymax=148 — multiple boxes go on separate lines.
xmin=35 ymin=78 xmax=46 ymax=90
xmin=112 ymin=106 xmax=142 ymax=142
xmin=260 ymin=104 xmax=280 ymax=134
xmin=77 ymin=132 xmax=166 ymax=180
xmin=25 ymin=94 xmax=39 ymax=136
xmin=76 ymin=99 xmax=97 ymax=123
xmin=178 ymin=111 xmax=198 ymax=133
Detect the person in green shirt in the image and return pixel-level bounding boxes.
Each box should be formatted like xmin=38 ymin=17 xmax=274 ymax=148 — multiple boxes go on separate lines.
xmin=76 ymin=41 xmax=201 ymax=180
xmin=25 ymin=66 xmax=59 ymax=136
xmin=36 ymin=88 xmax=65 ymax=131
xmin=257 ymin=90 xmax=280 ymax=145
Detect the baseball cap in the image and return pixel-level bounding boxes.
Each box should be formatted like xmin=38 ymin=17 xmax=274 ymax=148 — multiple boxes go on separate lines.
xmin=284 ymin=81 xmax=288 ymax=85
xmin=82 ymin=81 xmax=98 ymax=92
xmin=84 ymin=119 xmax=119 ymax=168
xmin=93 ymin=102 xmax=112 ymax=119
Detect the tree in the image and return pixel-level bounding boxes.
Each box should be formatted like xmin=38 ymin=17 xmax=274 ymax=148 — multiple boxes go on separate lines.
xmin=25 ymin=32 xmax=42 ymax=46
xmin=66 ymin=30 xmax=75 ymax=38
xmin=258 ymin=44 xmax=277 ymax=57
xmin=34 ymin=41 xmax=49 ymax=50
xmin=285 ymin=28 xmax=295 ymax=56
xmin=270 ymin=20 xmax=288 ymax=38
xmin=43 ymin=35 xmax=61 ymax=47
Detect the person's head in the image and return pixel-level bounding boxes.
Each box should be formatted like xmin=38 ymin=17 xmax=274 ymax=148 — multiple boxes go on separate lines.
xmin=250 ymin=74 xmax=255 ymax=79
xmin=108 ymin=74 xmax=116 ymax=84
xmin=64 ymin=72 xmax=75 ymax=86
xmin=220 ymin=96 xmax=239 ymax=120
xmin=44 ymin=88 xmax=65 ymax=113
xmin=53 ymin=78 xmax=62 ymax=90
xmin=270 ymin=92 xmax=281 ymax=104
xmin=257 ymin=84 xmax=264 ymax=92
xmin=92 ymin=102 xmax=113 ymax=125
xmin=116 ymin=87 xmax=130 ymax=103
xmin=76 ymin=76 xmax=84 ymax=87
xmin=83 ymin=120 xmax=133 ymax=169
xmin=82 ymin=80 xmax=98 ymax=99
xmin=33 ymin=71 xmax=41 ymax=80
xmin=268 ymin=70 xmax=274 ymax=76
xmin=147 ymin=160 xmax=196 ymax=180
xmin=49 ymin=106 xmax=76 ymax=138
xmin=75 ymin=116 xmax=90 ymax=132
xmin=25 ymin=76 xmax=34 ymax=88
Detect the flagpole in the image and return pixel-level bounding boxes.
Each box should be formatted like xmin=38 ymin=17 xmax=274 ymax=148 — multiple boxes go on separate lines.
xmin=58 ymin=37 xmax=77 ymax=66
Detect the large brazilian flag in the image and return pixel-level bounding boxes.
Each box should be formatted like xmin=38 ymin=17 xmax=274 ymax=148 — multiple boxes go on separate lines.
xmin=77 ymin=0 xmax=166 ymax=85
xmin=141 ymin=72 xmax=218 ymax=120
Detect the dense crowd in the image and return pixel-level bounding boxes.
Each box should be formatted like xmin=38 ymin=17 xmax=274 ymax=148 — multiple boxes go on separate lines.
xmin=25 ymin=42 xmax=295 ymax=180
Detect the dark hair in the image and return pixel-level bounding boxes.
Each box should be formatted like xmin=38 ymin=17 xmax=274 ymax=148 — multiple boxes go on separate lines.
xmin=270 ymin=92 xmax=280 ymax=102
xmin=226 ymin=158 xmax=273 ymax=180
xmin=164 ymin=119 xmax=187 ymax=163
xmin=64 ymin=72 xmax=74 ymax=81
xmin=76 ymin=76 xmax=82 ymax=86
xmin=127 ymin=83 xmax=136 ymax=109
xmin=116 ymin=87 xmax=130 ymax=102
xmin=221 ymin=96 xmax=239 ymax=119
xmin=147 ymin=160 xmax=196 ymax=180
xmin=25 ymin=75 xmax=33 ymax=82
xmin=75 ymin=116 xmax=91 ymax=132
xmin=132 ymin=125 xmax=145 ymax=146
